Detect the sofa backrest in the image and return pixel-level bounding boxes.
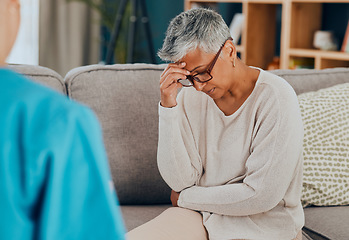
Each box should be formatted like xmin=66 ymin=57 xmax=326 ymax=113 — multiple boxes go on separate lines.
xmin=7 ymin=64 xmax=66 ymax=95
xmin=271 ymin=67 xmax=349 ymax=94
xmin=65 ymin=64 xmax=171 ymax=205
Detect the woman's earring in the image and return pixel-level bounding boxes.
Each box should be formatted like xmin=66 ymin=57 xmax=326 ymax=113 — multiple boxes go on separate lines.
xmin=233 ymin=58 xmax=236 ymax=67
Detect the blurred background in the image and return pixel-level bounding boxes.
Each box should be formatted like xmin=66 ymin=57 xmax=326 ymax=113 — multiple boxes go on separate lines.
xmin=7 ymin=0 xmax=349 ymax=76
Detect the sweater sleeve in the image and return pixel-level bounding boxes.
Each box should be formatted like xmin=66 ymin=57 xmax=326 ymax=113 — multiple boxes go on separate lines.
xmin=157 ymin=90 xmax=203 ymax=192
xmin=177 ymin=87 xmax=304 ymax=216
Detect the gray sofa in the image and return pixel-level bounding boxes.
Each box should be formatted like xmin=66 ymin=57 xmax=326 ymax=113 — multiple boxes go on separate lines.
xmin=8 ymin=64 xmax=349 ymax=240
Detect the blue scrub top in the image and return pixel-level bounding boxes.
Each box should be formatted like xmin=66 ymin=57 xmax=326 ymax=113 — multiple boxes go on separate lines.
xmin=0 ymin=69 xmax=125 ymax=239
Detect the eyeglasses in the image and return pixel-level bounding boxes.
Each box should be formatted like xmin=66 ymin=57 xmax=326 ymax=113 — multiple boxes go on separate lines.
xmin=178 ymin=37 xmax=233 ymax=87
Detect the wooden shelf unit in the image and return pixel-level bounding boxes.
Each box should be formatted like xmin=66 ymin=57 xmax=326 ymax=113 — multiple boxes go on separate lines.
xmin=185 ymin=0 xmax=349 ymax=70
xmin=288 ymin=49 xmax=349 ymax=68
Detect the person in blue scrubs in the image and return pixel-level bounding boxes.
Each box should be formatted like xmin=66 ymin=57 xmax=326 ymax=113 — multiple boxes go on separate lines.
xmin=0 ymin=0 xmax=125 ymax=239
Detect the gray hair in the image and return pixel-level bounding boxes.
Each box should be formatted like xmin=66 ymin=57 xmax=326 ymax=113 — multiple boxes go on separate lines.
xmin=158 ymin=8 xmax=231 ymax=62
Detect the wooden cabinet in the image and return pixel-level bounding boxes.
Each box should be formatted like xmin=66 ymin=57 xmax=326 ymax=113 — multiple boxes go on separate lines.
xmin=185 ymin=0 xmax=349 ymax=70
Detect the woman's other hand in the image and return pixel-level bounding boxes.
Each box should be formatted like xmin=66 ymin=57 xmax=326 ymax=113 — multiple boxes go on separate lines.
xmin=171 ymin=190 xmax=180 ymax=207
xmin=159 ymin=62 xmax=189 ymax=108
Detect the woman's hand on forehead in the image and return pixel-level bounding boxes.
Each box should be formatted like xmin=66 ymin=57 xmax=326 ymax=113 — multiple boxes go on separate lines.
xmin=159 ymin=62 xmax=190 ymax=108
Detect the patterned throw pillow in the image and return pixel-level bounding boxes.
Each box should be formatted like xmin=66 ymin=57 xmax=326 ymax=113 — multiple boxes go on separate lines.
xmin=298 ymin=83 xmax=349 ymax=207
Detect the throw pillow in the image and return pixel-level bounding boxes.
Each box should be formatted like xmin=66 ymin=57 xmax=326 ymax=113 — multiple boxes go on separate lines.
xmin=298 ymin=82 xmax=349 ymax=207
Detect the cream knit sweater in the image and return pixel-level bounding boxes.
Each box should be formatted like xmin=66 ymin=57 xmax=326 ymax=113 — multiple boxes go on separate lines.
xmin=157 ymin=68 xmax=304 ymax=240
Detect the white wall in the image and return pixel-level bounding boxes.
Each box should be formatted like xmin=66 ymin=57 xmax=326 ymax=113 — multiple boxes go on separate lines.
xmin=7 ymin=0 xmax=39 ymax=65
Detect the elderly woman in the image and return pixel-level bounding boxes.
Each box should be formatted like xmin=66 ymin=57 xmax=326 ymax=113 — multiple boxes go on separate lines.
xmin=127 ymin=8 xmax=304 ymax=240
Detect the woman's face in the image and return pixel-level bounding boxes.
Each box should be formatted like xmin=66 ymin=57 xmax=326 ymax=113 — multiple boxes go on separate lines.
xmin=0 ymin=0 xmax=21 ymax=65
xmin=180 ymin=43 xmax=235 ymax=100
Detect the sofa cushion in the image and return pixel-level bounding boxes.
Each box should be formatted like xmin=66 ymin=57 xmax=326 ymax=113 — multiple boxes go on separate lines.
xmin=271 ymin=67 xmax=349 ymax=95
xmin=304 ymin=205 xmax=349 ymax=240
xmin=7 ymin=64 xmax=66 ymax=94
xmin=65 ymin=64 xmax=171 ymax=205
xmin=121 ymin=205 xmax=170 ymax=231
xmin=297 ymin=83 xmax=349 ymax=207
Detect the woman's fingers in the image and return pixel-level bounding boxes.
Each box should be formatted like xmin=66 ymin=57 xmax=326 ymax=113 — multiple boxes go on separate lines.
xmin=161 ymin=81 xmax=181 ymax=96
xmin=160 ymin=62 xmax=189 ymax=85
xmin=159 ymin=62 xmax=190 ymax=108
xmin=160 ymin=72 xmax=187 ymax=90
xmin=160 ymin=62 xmax=185 ymax=77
